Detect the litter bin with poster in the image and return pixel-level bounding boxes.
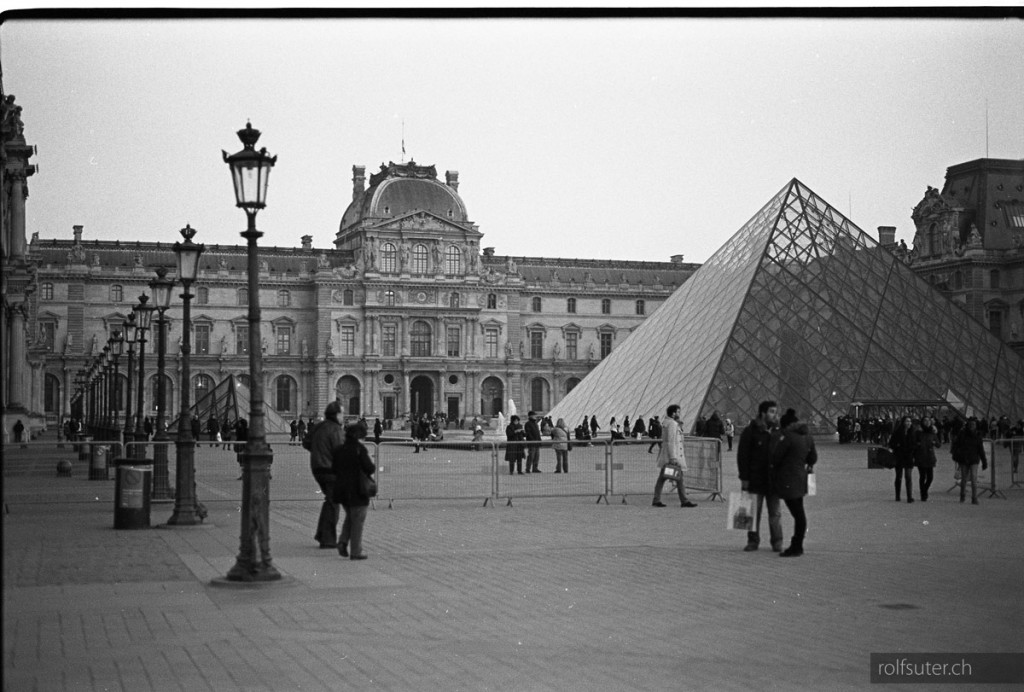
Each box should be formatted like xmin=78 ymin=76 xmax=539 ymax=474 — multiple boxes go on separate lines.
xmin=90 ymin=444 xmax=109 ymax=480
xmin=114 ymin=457 xmax=152 ymax=529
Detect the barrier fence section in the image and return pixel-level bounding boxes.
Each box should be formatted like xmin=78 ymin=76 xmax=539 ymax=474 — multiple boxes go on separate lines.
xmin=608 ymin=437 xmax=723 ymax=503
xmin=3 ymin=435 xmax=725 ymax=506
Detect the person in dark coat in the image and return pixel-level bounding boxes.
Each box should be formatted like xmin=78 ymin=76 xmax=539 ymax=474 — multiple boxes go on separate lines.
xmin=737 ymin=400 xmax=783 ymax=552
xmin=589 ymin=415 xmax=599 ymax=437
xmin=770 ymin=410 xmax=817 ymax=557
xmin=951 ymin=417 xmax=987 ymax=505
xmin=373 ymin=418 xmax=383 ymax=445
xmin=647 ymin=416 xmax=662 ymax=454
xmin=305 ymin=401 xmax=345 ymax=548
xmin=505 ymin=415 xmax=526 ymax=475
xmin=525 ymin=411 xmax=542 ymax=473
xmin=915 ymin=416 xmax=941 ymax=502
xmin=888 ymin=416 xmax=917 ymax=502
xmin=331 ymin=421 xmax=376 ymax=560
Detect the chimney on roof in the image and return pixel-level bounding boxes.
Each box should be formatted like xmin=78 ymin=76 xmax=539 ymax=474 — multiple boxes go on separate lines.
xmin=445 ymin=170 xmax=460 ymax=191
xmin=73 ymin=225 xmax=84 ymax=244
xmin=483 ymin=246 xmax=495 ymax=257
xmin=352 ymin=165 xmax=366 ymax=201
xmin=670 ymin=254 xmax=684 ymax=264
xmin=301 ymin=235 xmax=312 ymax=250
xmin=877 ymin=226 xmax=897 ymax=247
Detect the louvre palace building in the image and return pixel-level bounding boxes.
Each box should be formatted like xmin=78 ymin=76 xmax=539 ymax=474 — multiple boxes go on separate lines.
xmin=3 ymin=87 xmax=1022 ymax=438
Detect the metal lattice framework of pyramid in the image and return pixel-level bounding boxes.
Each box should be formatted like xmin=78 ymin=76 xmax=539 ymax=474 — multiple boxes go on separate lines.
xmin=168 ymin=374 xmax=289 ymax=434
xmin=549 ymin=179 xmax=1024 ymax=433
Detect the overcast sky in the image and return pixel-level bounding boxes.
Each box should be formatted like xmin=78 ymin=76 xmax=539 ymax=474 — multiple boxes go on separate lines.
xmin=2 ymin=14 xmax=1022 ymax=263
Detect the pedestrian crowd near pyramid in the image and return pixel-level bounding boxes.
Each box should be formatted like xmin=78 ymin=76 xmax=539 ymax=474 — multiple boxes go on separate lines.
xmin=550 ymin=179 xmax=1023 ymax=433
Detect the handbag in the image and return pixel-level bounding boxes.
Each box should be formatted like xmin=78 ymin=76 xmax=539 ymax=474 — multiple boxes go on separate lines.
xmin=361 ymin=472 xmax=378 ymax=498
xmin=806 ymin=471 xmax=817 ymax=497
xmin=659 ymin=463 xmax=682 ymax=481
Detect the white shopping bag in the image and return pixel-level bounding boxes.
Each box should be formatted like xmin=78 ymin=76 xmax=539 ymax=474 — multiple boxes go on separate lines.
xmin=807 ymin=471 xmax=817 ymax=497
xmin=726 ymin=491 xmax=756 ymax=531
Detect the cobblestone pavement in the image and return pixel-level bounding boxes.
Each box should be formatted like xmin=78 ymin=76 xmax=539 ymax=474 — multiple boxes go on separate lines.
xmin=3 ymin=439 xmax=1022 ymax=691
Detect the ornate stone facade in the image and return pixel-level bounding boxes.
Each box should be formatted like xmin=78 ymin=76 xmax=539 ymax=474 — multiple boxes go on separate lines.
xmin=904 ymin=158 xmax=1024 ymax=356
xmin=27 ymin=161 xmax=698 ymax=430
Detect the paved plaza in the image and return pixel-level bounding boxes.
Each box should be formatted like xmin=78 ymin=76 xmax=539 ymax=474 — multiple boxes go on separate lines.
xmin=3 ymin=436 xmax=1023 ymax=691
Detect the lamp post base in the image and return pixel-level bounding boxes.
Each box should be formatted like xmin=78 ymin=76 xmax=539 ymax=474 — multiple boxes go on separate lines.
xmin=225 ymin=445 xmax=280 ymax=582
xmin=151 ymin=434 xmax=172 ymax=500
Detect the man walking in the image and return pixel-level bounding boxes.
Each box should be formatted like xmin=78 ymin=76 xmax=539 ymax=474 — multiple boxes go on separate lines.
xmin=652 ymin=404 xmax=698 ymax=508
xmin=525 ymin=410 xmax=542 ymax=473
xmin=304 ymin=401 xmax=345 ymax=548
xmin=647 ymin=415 xmax=662 ymax=454
xmin=737 ymin=400 xmax=783 ymax=552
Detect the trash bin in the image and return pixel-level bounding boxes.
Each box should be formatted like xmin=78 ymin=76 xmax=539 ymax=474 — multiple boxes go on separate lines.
xmin=114 ymin=457 xmax=152 ymax=529
xmin=89 ymin=444 xmax=109 ymax=480
xmin=78 ymin=435 xmax=93 ymax=463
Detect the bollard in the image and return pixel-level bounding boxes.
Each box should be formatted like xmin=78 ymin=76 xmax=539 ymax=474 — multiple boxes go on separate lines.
xmin=89 ymin=444 xmax=108 ymax=480
xmin=56 ymin=459 xmax=73 ymax=477
xmin=113 ymin=458 xmax=152 ymax=529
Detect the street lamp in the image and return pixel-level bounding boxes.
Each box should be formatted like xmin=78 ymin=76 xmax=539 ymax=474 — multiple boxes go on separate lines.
xmin=150 ymin=267 xmax=174 ymax=499
xmin=167 ymin=224 xmax=206 ymax=525
xmin=101 ymin=345 xmax=112 ymax=432
xmin=109 ymin=332 xmax=123 ymax=455
xmin=123 ymin=313 xmax=138 ymax=449
xmin=222 ymin=121 xmax=280 ymax=581
xmin=134 ymin=293 xmax=154 ymax=460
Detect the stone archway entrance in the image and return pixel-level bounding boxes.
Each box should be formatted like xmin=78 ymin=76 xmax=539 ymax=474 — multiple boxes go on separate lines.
xmin=410 ymin=375 xmax=434 ymax=417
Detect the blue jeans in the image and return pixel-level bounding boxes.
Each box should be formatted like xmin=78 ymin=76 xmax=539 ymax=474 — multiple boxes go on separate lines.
xmin=340 ymin=504 xmax=369 ymax=556
xmin=749 ymin=493 xmax=782 ymax=547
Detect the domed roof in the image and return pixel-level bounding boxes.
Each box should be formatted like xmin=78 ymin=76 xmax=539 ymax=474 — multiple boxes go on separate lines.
xmin=340 ymin=161 xmax=469 ymax=232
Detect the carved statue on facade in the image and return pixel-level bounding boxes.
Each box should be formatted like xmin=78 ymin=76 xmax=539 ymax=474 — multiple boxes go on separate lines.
xmin=552 ymin=342 xmax=560 ymax=359
xmin=219 ymin=256 xmax=228 ymax=270
xmin=506 ymin=257 xmax=517 ymax=274
xmin=505 ymin=341 xmax=513 ymax=358
xmin=318 ymin=253 xmax=331 ymax=269
xmin=432 ymin=242 xmax=441 ymax=268
xmin=92 ymin=253 xmax=101 ymax=267
xmin=301 ymin=338 xmax=308 ymax=358
xmin=967 ymin=224 xmax=983 ymax=248
xmin=588 ymin=344 xmax=595 ymax=360
xmin=134 ymin=254 xmax=144 ymax=269
xmin=325 ymin=337 xmax=334 ymax=356
xmin=400 ymin=244 xmax=410 ymax=270
xmin=67 ymin=244 xmax=87 ymax=264
xmin=220 ymin=334 xmax=228 ymax=354
xmin=88 ymin=333 xmax=97 ymax=355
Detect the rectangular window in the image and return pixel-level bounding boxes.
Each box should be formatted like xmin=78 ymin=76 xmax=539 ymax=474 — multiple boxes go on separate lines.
xmin=40 ymin=322 xmax=57 ymax=352
xmin=276 ymin=326 xmax=292 ymax=355
xmin=530 ymin=331 xmax=543 ymax=359
xmin=236 ymin=325 xmax=249 ymax=355
xmin=989 ymin=310 xmax=1003 ymax=339
xmin=447 ymin=326 xmax=461 ymax=357
xmin=341 ymin=325 xmax=356 ymax=356
xmin=382 ymin=324 xmax=396 ymax=357
xmin=600 ymin=332 xmax=613 ymax=358
xmin=565 ymin=332 xmax=578 ymax=360
xmin=194 ymin=324 xmax=211 ymax=355
xmin=485 ymin=329 xmax=498 ymax=359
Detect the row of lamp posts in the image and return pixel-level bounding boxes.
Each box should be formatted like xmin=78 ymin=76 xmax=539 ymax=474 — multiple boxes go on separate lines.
xmin=70 ymin=122 xmax=281 ymax=582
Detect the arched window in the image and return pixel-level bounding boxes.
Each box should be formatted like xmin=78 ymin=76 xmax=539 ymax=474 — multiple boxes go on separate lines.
xmin=530 ymin=378 xmax=548 ymax=413
xmin=384 ymin=290 xmax=396 ymax=307
xmin=412 ymin=244 xmax=429 ymax=274
xmin=381 ymin=243 xmax=397 ymax=273
xmin=44 ymin=373 xmax=61 ymax=414
xmin=410 ymin=320 xmax=432 ymax=357
xmin=601 ymin=298 xmax=611 ymax=314
xmin=196 ymin=286 xmax=209 ymax=305
xmin=277 ymin=290 xmax=291 ymax=307
xmin=238 ymin=288 xmax=249 ymax=306
xmin=531 ymin=297 xmax=542 ymax=312
xmin=111 ymin=285 xmax=123 ymax=302
xmin=41 ymin=282 xmax=54 ymax=300
xmin=343 ymin=289 xmax=354 ymax=306
xmin=275 ymin=375 xmax=297 ymax=413
xmin=446 ymin=245 xmax=461 ymax=275
xmin=567 ymin=297 xmax=577 ymax=313
xmin=193 ymin=373 xmax=215 ymax=404
xmin=636 ymin=299 xmax=646 ymax=315
xmin=487 ymin=293 xmax=497 ymax=309
xmin=450 ymin=292 xmax=460 ymax=308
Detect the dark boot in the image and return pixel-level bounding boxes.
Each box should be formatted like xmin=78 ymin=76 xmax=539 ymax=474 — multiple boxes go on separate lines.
xmin=780 ymin=536 xmax=803 ymax=557
xmin=744 ymin=531 xmax=759 ymax=552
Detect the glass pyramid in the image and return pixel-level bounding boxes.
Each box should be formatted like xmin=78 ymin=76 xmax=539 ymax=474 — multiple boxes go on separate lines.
xmin=549 ymin=179 xmax=1023 ymax=433
xmin=168 ymin=374 xmax=290 ymax=434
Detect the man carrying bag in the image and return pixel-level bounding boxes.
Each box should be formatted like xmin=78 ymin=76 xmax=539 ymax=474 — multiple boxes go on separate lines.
xmin=652 ymin=404 xmax=698 ymax=508
xmin=305 ymin=401 xmax=345 ymax=548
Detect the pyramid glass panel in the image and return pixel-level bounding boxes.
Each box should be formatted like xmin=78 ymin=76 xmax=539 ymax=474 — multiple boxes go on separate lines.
xmin=549 ymin=178 xmax=1024 ymax=432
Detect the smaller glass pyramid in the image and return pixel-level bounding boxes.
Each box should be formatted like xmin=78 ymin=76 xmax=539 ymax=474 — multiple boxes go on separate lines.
xmin=168 ymin=374 xmax=291 ymax=434
xmin=549 ymin=179 xmax=1023 ymax=433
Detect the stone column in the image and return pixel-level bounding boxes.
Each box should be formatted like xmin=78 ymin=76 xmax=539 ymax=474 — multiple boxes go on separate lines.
xmin=8 ymin=174 xmax=28 ymax=259
xmin=7 ymin=305 xmax=28 ymax=410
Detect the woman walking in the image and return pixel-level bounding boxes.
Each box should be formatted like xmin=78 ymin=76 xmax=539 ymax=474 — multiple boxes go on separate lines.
xmin=505 ymin=414 xmax=526 ymax=475
xmin=951 ymin=418 xmax=987 ymax=505
xmin=915 ymin=416 xmax=940 ymax=502
xmin=771 ymin=410 xmax=817 ymax=557
xmin=551 ymin=418 xmax=570 ymax=473
xmin=331 ymin=422 xmax=376 ymax=560
xmin=888 ymin=416 xmax=917 ymax=503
